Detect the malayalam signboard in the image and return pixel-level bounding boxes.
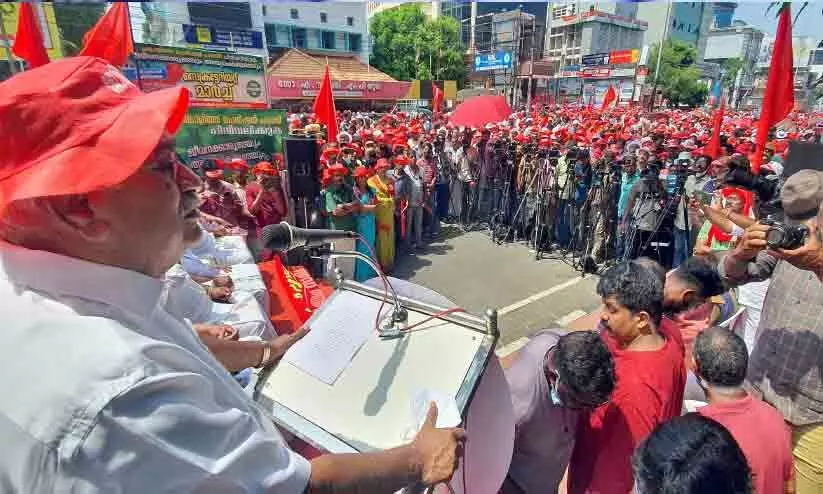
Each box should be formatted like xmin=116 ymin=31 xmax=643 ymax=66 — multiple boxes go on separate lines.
xmin=131 ymin=43 xmax=267 ymax=109
xmin=175 ymin=108 xmax=286 ymax=172
xmin=474 ymin=51 xmax=514 ymax=72
xmin=581 ymin=67 xmax=611 ymax=79
xmin=268 ymin=77 xmax=412 ymax=100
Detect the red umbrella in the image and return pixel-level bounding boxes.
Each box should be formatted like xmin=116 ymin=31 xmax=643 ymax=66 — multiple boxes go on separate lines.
xmin=448 ymin=95 xmax=512 ymax=128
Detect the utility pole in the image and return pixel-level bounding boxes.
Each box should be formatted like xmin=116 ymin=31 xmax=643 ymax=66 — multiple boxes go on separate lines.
xmin=0 ymin=7 xmax=19 ymax=75
xmin=526 ymin=15 xmax=535 ymax=110
xmin=650 ymin=0 xmax=672 ymax=109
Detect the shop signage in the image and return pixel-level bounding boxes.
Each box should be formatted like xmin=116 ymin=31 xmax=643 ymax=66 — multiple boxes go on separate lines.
xmin=131 ymin=43 xmax=267 ymax=109
xmin=608 ymin=49 xmax=639 ymax=65
xmin=610 ymin=67 xmax=637 ymax=78
xmin=582 ymin=53 xmax=609 ymax=66
xmin=581 ymin=67 xmax=611 ymax=79
xmin=474 ymin=51 xmax=514 ymax=72
xmin=183 ymin=24 xmax=264 ymax=50
xmin=268 ymin=77 xmax=412 ymax=100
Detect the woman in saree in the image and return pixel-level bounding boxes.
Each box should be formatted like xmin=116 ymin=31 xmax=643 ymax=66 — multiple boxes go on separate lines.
xmin=353 ymin=167 xmax=378 ymax=282
xmin=366 ymin=159 xmax=396 ymax=272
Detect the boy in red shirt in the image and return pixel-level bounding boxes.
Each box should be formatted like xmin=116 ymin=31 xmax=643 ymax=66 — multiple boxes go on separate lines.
xmin=569 ymin=261 xmax=686 ymax=494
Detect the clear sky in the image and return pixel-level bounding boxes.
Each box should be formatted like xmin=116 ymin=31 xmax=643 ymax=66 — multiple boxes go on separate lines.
xmin=733 ymin=1 xmax=823 ymax=38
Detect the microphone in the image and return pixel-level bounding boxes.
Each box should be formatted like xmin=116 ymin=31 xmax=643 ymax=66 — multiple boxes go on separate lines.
xmin=260 ymin=222 xmax=357 ymax=252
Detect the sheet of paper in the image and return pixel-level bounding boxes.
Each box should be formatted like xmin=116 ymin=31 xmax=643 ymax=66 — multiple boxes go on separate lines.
xmin=282 ymin=290 xmax=379 ymax=385
xmin=411 ymin=389 xmax=462 ymax=430
xmin=229 ymin=263 xmax=261 ymax=281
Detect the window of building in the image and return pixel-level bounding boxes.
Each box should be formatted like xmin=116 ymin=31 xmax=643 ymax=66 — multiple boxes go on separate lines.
xmin=672 ymin=18 xmax=677 ymax=28
xmin=321 ymin=30 xmax=335 ymax=49
xmin=347 ymin=33 xmax=362 ymax=52
xmin=320 ymin=12 xmax=327 ymax=23
xmin=347 ymin=16 xmax=354 ymax=27
xmin=292 ymin=27 xmax=307 ymax=48
xmin=262 ymin=5 xmax=267 ymax=17
xmin=264 ymin=23 xmax=277 ymax=45
xmin=290 ymin=8 xmax=299 ymax=20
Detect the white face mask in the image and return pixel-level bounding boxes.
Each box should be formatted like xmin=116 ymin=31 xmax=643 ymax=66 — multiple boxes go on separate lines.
xmin=550 ymin=383 xmax=564 ymax=407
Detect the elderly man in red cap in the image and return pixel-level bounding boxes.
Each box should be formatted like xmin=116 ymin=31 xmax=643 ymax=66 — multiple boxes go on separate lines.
xmin=246 ymin=161 xmax=288 ymax=232
xmin=0 ymin=57 xmax=463 ymax=492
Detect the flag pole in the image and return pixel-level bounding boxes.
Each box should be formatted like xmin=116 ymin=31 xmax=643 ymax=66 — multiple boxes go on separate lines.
xmin=124 ymin=4 xmax=142 ymax=89
xmin=0 ymin=8 xmax=19 ymax=74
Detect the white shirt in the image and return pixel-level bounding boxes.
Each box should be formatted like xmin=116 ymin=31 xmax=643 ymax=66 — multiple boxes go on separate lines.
xmin=0 ymin=241 xmax=310 ymax=492
xmin=182 ymin=232 xmax=253 ymax=279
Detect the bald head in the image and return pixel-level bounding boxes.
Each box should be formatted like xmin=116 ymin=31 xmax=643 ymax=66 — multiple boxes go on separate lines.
xmin=693 ymin=327 xmax=748 ymax=388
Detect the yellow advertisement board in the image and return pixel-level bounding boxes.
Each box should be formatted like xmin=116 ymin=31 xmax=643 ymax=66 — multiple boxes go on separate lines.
xmin=0 ymin=3 xmax=64 ymax=61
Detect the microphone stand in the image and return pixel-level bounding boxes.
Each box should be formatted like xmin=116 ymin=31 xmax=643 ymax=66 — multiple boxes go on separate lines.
xmin=312 ymin=246 xmax=409 ymax=338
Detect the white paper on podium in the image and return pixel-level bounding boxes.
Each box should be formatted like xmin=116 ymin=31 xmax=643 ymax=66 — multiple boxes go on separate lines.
xmin=281 ymin=290 xmax=380 ymax=384
xmin=411 ymin=389 xmax=462 ymax=430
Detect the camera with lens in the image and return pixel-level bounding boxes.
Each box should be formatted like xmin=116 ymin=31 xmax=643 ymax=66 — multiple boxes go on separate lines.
xmin=724 ymin=166 xmax=777 ymax=203
xmin=762 ymin=217 xmax=809 ymax=250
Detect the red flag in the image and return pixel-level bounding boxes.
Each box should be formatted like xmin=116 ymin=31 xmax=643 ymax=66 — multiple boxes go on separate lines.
xmin=432 ymin=82 xmax=443 ymax=113
xmin=79 ymin=3 xmax=134 ymax=66
xmin=313 ymin=65 xmax=338 ymax=143
xmin=752 ymin=4 xmax=794 ymax=173
xmin=601 ymin=85 xmax=617 ymax=110
xmin=706 ymin=96 xmax=726 ymax=160
xmin=12 ymin=3 xmax=49 ymax=68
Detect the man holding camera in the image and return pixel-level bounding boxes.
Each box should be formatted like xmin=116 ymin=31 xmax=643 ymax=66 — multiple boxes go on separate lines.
xmin=718 ymin=169 xmax=823 ymax=492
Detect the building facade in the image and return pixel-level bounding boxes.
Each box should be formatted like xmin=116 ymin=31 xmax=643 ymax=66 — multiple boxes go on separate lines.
xmin=260 ymin=2 xmax=370 ymax=63
xmin=712 ymin=2 xmax=737 ymax=29
xmin=704 ymin=22 xmax=764 ymax=93
xmin=635 ymin=1 xmax=713 ymax=61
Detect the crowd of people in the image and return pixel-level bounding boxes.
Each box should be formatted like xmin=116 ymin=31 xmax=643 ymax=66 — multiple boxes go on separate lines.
xmin=2 ymin=56 xmax=823 ymax=493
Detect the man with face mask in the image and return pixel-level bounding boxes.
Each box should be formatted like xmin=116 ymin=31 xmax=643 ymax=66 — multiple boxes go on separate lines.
xmin=501 ymin=331 xmax=615 ymax=494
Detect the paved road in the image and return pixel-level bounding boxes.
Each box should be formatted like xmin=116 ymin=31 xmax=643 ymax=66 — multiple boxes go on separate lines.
xmin=392 ymin=225 xmax=603 ymax=350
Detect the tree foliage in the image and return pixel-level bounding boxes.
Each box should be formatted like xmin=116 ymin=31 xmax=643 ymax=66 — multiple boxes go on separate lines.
xmin=370 ymin=4 xmax=466 ymax=85
xmin=52 ymin=3 xmax=106 ymax=56
xmin=720 ymin=57 xmax=743 ymax=91
xmin=648 ymin=39 xmax=707 ymax=107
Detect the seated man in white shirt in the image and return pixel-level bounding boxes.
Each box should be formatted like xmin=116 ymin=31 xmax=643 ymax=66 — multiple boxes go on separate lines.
xmin=181 ymin=223 xmax=269 ymax=313
xmin=165 ymin=219 xmax=275 ymax=339
xmin=0 ymin=57 xmax=463 ymax=493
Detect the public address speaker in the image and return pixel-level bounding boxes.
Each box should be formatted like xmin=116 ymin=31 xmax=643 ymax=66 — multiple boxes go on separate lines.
xmin=284 ymin=137 xmax=320 ymax=199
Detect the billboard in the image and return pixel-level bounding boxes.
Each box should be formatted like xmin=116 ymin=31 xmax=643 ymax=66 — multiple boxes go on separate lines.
xmin=0 ymin=3 xmax=64 ymax=61
xmin=268 ymin=77 xmax=412 ymax=100
xmin=474 ymin=51 xmax=514 ymax=72
xmin=175 ymin=108 xmax=286 ymax=172
xmin=582 ymin=53 xmax=609 ymax=66
xmin=130 ymin=43 xmax=267 ymax=109
xmin=183 ymin=24 xmax=264 ymax=50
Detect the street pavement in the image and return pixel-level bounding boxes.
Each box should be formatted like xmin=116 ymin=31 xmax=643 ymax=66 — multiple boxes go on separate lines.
xmin=392 ymin=224 xmax=603 ymax=350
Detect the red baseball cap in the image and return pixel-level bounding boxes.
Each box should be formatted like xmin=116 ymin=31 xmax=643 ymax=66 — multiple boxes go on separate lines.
xmin=0 ymin=57 xmax=189 ymax=211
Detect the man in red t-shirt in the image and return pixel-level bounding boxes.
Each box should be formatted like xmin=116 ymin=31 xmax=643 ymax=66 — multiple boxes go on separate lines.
xmin=694 ymin=327 xmax=794 ymax=494
xmin=569 ymin=261 xmax=686 ymax=494
xmin=246 ymin=161 xmax=288 ymax=229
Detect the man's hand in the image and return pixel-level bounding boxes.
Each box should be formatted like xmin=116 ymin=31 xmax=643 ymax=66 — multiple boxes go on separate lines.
xmin=411 ymin=403 xmax=467 ymax=486
xmin=263 ymin=326 xmax=310 ymax=366
xmin=733 ymin=222 xmax=770 ymax=261
xmin=194 ymin=324 xmax=238 ymax=341
xmin=207 ymin=285 xmax=233 ymax=302
xmin=770 ymin=223 xmax=823 ymax=278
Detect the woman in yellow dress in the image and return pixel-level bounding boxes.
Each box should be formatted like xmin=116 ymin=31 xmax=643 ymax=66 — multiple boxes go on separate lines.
xmin=367 ymin=158 xmax=396 ymax=272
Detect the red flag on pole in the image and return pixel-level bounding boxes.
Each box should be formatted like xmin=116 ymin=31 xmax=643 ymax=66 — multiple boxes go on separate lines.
xmin=706 ymin=96 xmax=725 ymax=160
xmin=432 ymin=82 xmax=443 ymax=113
xmin=752 ymin=4 xmax=794 ymax=173
xmin=12 ymin=3 xmax=50 ymax=68
xmin=601 ymin=85 xmax=617 ymax=110
xmin=79 ymin=3 xmax=134 ymax=66
xmin=313 ymin=65 xmax=338 ymax=143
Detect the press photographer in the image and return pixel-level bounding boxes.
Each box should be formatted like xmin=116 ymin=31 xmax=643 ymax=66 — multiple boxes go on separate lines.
xmin=717 ymin=169 xmax=823 ymax=491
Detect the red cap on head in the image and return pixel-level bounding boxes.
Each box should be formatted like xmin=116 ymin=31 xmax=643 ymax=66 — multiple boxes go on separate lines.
xmin=253 ymin=161 xmax=277 ymax=176
xmin=0 ymin=57 xmax=190 ymax=211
